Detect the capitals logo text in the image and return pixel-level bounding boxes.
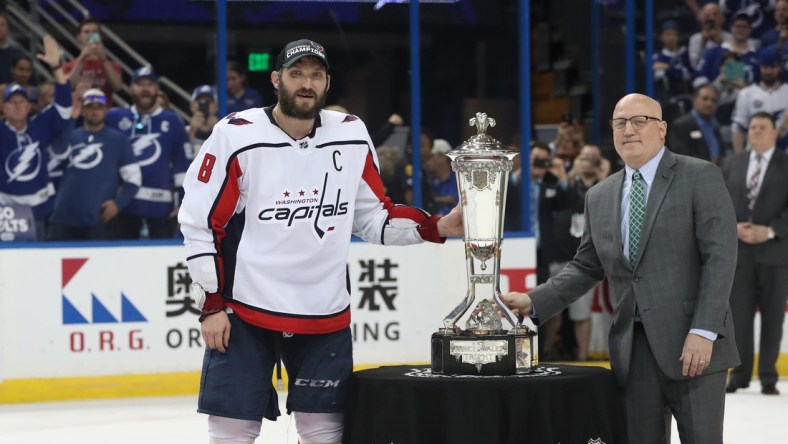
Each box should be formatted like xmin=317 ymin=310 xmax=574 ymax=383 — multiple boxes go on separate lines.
xmin=258 ymin=172 xmax=348 ymax=239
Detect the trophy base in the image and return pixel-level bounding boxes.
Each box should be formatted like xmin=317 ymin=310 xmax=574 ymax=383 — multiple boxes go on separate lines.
xmin=431 ymin=329 xmax=537 ymax=376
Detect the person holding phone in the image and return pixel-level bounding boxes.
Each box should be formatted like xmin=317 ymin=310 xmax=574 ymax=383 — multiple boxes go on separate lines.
xmin=63 ymin=18 xmax=122 ymax=107
xmin=188 ymin=84 xmax=218 ymax=152
xmin=688 ymin=3 xmax=731 ymax=69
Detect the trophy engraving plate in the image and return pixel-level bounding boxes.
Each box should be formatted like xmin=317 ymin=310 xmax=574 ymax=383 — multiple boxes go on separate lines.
xmin=472 ymin=170 xmax=489 ymax=190
xmin=450 ymin=340 xmax=509 ymax=373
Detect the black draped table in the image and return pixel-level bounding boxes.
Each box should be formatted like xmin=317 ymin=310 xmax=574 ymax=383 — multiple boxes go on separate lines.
xmin=343 ymin=364 xmax=626 ymax=444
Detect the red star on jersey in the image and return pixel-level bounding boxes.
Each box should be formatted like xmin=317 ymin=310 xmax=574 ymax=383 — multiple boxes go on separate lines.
xmin=313 ymin=188 xmax=319 ymax=195
xmin=298 ymin=190 xmax=305 ymax=196
xmin=283 ymin=191 xmax=290 ymax=197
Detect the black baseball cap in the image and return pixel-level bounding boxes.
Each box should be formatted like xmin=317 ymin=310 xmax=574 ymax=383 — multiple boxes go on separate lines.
xmin=275 ymin=39 xmax=329 ymax=71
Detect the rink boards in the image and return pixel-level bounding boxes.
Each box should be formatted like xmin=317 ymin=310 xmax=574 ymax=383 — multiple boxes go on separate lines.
xmin=0 ymin=238 xmax=786 ymax=403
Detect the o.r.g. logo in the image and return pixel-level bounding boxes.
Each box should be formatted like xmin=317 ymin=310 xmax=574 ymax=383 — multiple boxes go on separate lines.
xmin=61 ymin=258 xmax=147 ymax=324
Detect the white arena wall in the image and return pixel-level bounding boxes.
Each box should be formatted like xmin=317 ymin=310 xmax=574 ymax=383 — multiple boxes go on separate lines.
xmin=0 ymin=237 xmax=785 ymax=403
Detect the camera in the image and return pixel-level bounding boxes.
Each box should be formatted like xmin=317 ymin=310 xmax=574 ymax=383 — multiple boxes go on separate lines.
xmin=532 ymin=158 xmax=553 ymax=169
xmin=703 ymin=19 xmax=715 ymax=29
xmin=197 ymin=98 xmax=211 ymax=117
xmin=88 ymin=32 xmax=101 ymax=43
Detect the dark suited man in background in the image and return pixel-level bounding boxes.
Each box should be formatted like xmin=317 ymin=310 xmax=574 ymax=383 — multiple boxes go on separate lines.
xmin=668 ymin=84 xmax=724 ymax=165
xmin=528 ymin=142 xmax=569 ymax=286
xmin=722 ymin=112 xmax=788 ymax=396
xmin=502 ymin=93 xmax=739 ymax=444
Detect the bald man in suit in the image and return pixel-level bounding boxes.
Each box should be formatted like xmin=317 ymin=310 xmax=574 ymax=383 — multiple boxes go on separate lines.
xmin=503 ymin=94 xmax=739 ymax=444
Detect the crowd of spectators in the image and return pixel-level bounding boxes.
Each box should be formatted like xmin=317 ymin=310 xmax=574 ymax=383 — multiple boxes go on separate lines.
xmin=0 ymin=14 xmax=270 ymax=242
xmin=654 ymin=0 xmax=788 ymax=162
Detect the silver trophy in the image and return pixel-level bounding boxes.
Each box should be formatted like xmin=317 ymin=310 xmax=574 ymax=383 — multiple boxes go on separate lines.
xmin=431 ymin=112 xmax=537 ymax=375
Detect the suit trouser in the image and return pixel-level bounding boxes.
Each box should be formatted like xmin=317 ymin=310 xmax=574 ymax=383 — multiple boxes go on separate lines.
xmin=729 ymin=262 xmax=788 ymax=386
xmin=623 ymin=323 xmax=726 ymax=444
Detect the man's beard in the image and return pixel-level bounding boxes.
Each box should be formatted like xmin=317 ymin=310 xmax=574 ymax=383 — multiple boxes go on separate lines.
xmin=134 ymin=93 xmax=157 ymax=112
xmin=762 ymin=73 xmax=778 ymax=87
xmin=278 ymin=82 xmax=327 ymax=120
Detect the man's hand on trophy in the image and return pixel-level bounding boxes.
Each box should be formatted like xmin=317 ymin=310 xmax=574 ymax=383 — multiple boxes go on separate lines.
xmin=437 ymin=204 xmax=464 ymax=237
xmin=500 ymin=292 xmax=533 ymax=317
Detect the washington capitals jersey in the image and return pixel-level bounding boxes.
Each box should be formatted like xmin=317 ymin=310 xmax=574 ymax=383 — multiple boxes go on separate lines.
xmin=179 ymin=107 xmax=444 ymax=334
xmin=50 ymin=126 xmax=141 ymax=227
xmin=0 ymin=82 xmax=72 ymax=219
xmin=104 ymin=105 xmax=191 ymax=218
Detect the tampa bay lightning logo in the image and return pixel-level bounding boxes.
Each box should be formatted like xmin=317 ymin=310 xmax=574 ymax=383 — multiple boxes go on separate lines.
xmin=131 ymin=133 xmax=162 ymax=167
xmin=736 ymin=5 xmax=764 ymax=31
xmin=5 ymin=141 xmax=41 ymax=183
xmin=68 ymin=143 xmax=104 ymax=169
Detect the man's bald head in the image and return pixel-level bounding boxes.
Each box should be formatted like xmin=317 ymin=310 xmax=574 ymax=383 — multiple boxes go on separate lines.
xmin=610 ymin=94 xmax=667 ymax=169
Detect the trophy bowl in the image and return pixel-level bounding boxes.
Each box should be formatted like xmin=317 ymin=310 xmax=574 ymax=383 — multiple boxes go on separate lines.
xmin=430 ymin=112 xmax=537 ymax=376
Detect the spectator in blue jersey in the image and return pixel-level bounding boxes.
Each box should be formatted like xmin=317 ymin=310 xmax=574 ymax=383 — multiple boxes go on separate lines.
xmin=759 ymin=0 xmax=788 ymax=48
xmin=226 ymin=60 xmax=263 ymax=114
xmin=188 ymin=84 xmax=218 ymax=153
xmin=722 ymin=0 xmax=776 ymax=39
xmin=48 ymin=89 xmax=141 ymax=241
xmin=104 ymin=66 xmax=191 ymax=239
xmin=694 ymin=13 xmax=761 ymax=88
xmin=0 ymin=13 xmax=22 ymax=86
xmin=425 ymin=138 xmax=459 ymax=216
xmin=0 ymin=35 xmax=72 ymax=240
xmin=653 ymin=20 xmax=693 ymax=103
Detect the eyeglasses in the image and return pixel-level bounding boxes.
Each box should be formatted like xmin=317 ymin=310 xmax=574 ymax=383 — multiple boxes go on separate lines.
xmin=83 ymin=95 xmax=106 ymax=105
xmin=609 ymin=115 xmax=662 ymax=131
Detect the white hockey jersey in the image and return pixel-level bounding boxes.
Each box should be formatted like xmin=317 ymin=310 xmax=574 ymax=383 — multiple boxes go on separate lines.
xmin=179 ymin=107 xmax=443 ymax=334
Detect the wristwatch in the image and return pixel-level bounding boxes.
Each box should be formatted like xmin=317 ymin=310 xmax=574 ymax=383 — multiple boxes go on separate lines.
xmin=767 ymin=226 xmax=776 ymax=240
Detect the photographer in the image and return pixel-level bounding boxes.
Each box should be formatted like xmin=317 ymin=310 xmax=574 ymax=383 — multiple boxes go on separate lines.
xmin=529 ymin=142 xmax=569 ymax=283
xmin=530 ymin=142 xmax=571 ymax=359
xmin=689 ymin=3 xmax=731 ymax=69
xmin=188 ymin=84 xmax=218 ymax=153
xmin=62 ymin=18 xmax=122 ymax=107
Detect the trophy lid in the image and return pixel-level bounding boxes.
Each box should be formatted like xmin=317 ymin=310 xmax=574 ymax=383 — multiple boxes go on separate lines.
xmin=448 ymin=112 xmax=517 ymax=159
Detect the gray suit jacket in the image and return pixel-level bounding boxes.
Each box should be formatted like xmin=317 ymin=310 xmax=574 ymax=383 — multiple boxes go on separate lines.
xmin=530 ymin=149 xmax=740 ymax=385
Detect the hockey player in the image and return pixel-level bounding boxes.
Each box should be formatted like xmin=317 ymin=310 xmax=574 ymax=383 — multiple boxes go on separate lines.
xmin=731 ymin=47 xmax=788 ymax=153
xmin=179 ymin=39 xmax=463 ymax=444
xmin=105 ymin=67 xmax=191 ymax=239
xmin=47 ymin=89 xmax=141 ymax=240
xmin=0 ymin=35 xmax=72 ymax=240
